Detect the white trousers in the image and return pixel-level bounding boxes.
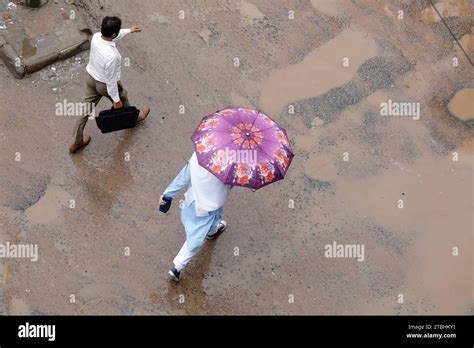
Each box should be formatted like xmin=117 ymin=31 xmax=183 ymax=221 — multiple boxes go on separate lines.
xmin=173 ymin=224 xmax=220 ymax=272
xmin=173 ymin=241 xmax=199 ymax=272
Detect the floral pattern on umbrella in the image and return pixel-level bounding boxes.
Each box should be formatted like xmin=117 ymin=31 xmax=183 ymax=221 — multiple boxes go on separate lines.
xmin=192 ymin=107 xmax=294 ymax=190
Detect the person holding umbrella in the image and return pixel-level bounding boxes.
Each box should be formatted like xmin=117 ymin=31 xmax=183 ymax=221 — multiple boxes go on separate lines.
xmin=160 ymin=107 xmax=294 ymax=281
xmin=160 ymin=152 xmax=230 ymax=281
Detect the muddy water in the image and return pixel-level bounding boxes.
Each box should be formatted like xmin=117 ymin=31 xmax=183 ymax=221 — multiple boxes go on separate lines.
xmin=238 ymin=0 xmax=265 ymax=20
xmin=260 ymin=28 xmax=378 ymax=115
xmin=448 ymin=88 xmax=474 ymax=121
xmin=9 ymin=298 xmax=31 ymax=315
xmin=294 ymin=133 xmax=316 ymax=152
xmin=335 ymin=154 xmax=471 ymax=232
xmin=292 ymin=40 xmax=474 ymax=311
xmin=305 ymin=153 xmax=338 ymax=182
xmin=1 ymin=0 xmax=473 ymax=316
xmin=438 ymin=0 xmax=470 ymax=19
xmin=302 ymin=139 xmax=473 ymax=313
xmin=405 ymin=140 xmax=472 ymax=313
xmin=310 ymin=0 xmax=345 ymax=16
xmin=25 ymin=184 xmax=72 ymax=224
xmin=198 ymin=28 xmax=212 ymax=43
xmin=21 ymin=37 xmax=37 ymax=59
xmin=459 ymin=29 xmax=474 ymax=57
xmin=421 ymin=0 xmax=472 ymax=23
xmin=229 ymin=91 xmax=253 ymax=108
xmin=1 ymin=264 xmax=14 ymax=285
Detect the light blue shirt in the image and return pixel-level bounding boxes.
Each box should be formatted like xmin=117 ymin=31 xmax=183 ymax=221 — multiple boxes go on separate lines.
xmin=163 ymin=163 xmax=224 ymax=252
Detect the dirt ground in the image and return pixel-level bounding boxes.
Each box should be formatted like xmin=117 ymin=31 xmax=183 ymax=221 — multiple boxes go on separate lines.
xmin=0 ymin=0 xmax=473 ymax=315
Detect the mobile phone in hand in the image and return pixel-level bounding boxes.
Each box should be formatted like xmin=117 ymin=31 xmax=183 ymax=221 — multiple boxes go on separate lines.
xmin=159 ymin=196 xmax=172 ymax=213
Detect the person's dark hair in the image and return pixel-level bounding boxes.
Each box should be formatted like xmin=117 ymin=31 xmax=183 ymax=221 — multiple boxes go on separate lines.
xmin=101 ymin=16 xmax=121 ymax=38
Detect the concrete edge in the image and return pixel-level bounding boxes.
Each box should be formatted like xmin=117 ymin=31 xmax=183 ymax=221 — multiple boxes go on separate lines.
xmin=0 ymin=3 xmax=91 ymax=79
xmin=0 ymin=34 xmax=26 ymax=79
xmin=22 ymin=36 xmax=89 ymax=73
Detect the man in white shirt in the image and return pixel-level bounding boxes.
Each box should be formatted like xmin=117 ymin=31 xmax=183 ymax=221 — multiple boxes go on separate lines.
xmin=70 ymin=16 xmax=150 ymax=153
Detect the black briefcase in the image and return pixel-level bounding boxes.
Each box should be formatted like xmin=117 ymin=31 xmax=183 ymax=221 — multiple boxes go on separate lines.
xmin=95 ymin=106 xmax=139 ymax=133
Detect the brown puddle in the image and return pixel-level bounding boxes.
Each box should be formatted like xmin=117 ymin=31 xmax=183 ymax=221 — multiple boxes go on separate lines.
xmin=336 ymin=151 xmax=472 ymax=313
xmin=305 ymin=153 xmax=338 ymax=182
xmin=459 ymin=137 xmax=474 ymax=155
xmin=335 ymin=154 xmax=471 ymax=230
xmin=198 ymin=28 xmax=212 ymax=43
xmin=230 ymin=91 xmax=253 ymax=108
xmin=299 ymin=100 xmax=473 ymax=313
xmin=1 ymin=0 xmax=472 ymax=316
xmin=459 ymin=29 xmax=474 ymax=57
xmin=25 ymin=184 xmax=72 ymax=224
xmin=310 ymin=0 xmax=345 ymax=16
xmin=295 ymin=133 xmax=317 ymax=152
xmin=21 ymin=37 xmax=37 ymax=59
xmin=1 ymin=264 xmax=15 ymax=285
xmin=9 ymin=298 xmax=31 ymax=315
xmin=448 ymin=88 xmax=474 ymax=122
xmin=238 ymin=0 xmax=265 ymax=20
xmin=259 ymin=28 xmax=378 ymax=115
xmin=421 ymin=0 xmax=472 ymax=23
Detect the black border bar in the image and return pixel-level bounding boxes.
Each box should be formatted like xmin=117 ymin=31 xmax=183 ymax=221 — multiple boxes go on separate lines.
xmin=0 ymin=315 xmax=472 ymax=345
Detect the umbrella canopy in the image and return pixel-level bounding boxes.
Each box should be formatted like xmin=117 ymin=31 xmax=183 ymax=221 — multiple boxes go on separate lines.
xmin=191 ymin=107 xmax=294 ymax=190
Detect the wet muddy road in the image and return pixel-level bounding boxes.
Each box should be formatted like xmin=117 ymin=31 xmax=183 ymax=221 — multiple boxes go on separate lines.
xmin=0 ymin=0 xmax=473 ymax=314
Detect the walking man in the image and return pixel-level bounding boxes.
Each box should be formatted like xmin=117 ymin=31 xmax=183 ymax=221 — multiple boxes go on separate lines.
xmin=160 ymin=152 xmax=231 ymax=281
xmin=69 ymin=16 xmax=150 ymax=153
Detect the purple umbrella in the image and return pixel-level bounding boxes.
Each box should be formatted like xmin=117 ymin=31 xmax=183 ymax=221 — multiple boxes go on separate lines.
xmin=191 ymin=107 xmax=294 ymax=190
